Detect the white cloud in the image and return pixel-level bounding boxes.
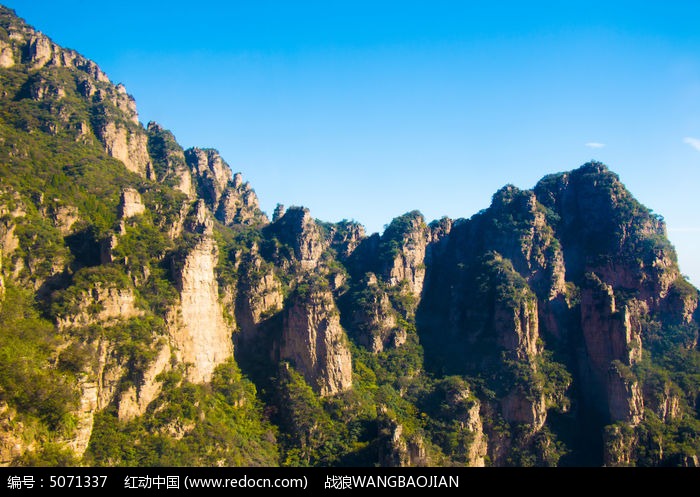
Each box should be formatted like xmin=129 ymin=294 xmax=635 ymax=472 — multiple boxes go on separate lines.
xmin=683 ymin=136 xmax=700 ymax=152
xmin=585 ymin=142 xmax=606 ymax=149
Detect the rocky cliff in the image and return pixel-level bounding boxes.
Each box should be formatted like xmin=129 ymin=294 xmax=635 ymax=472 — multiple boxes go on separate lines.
xmin=280 ymin=285 xmax=353 ymax=396
xmin=169 ymin=202 xmax=232 ymax=383
xmin=0 ymin=6 xmax=697 ymax=468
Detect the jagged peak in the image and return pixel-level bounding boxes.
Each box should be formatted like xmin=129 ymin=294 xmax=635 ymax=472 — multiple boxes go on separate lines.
xmin=382 ymin=210 xmax=426 ymax=240
xmin=272 ymin=203 xmax=285 ymax=222
xmin=147 ymin=121 xmax=164 ymax=133
xmin=270 ymin=205 xmax=316 ymax=236
xmin=0 ymin=6 xmax=16 ymax=17
xmin=0 ymin=8 xmax=111 ymax=83
xmin=490 ymin=183 xmax=537 ymax=210
xmin=185 ymin=146 xmax=223 ymax=158
xmin=185 ymin=199 xmax=213 ymax=235
xmin=577 ymin=160 xmax=611 ymax=175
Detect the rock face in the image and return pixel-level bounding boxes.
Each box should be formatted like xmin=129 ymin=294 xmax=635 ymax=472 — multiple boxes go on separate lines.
xmin=349 ymin=277 xmax=399 ymax=353
xmin=69 ymin=337 xmax=127 ymax=458
xmin=57 ymin=284 xmax=142 ymax=330
xmin=0 ymin=9 xmax=150 ymax=175
xmin=435 ymin=380 xmax=488 ymax=467
xmin=270 ymin=207 xmax=326 ymax=269
xmin=216 ymin=175 xmax=266 ymax=226
xmin=0 ymin=251 xmax=4 ymax=302
xmin=185 ymin=148 xmax=267 ymax=225
xmin=49 ymin=204 xmax=79 ymax=235
xmin=237 ymin=253 xmax=284 ymax=338
xmin=94 ymin=121 xmax=151 ymax=176
xmin=280 ymin=287 xmax=352 ymax=396
xmin=171 ymin=233 xmax=232 ymax=384
xmin=491 ymin=256 xmax=547 ymax=430
xmin=580 ymin=275 xmax=644 ymax=424
xmin=20 ymin=30 xmax=109 ymax=82
xmin=147 ymin=122 xmax=193 ymax=196
xmin=603 ymin=424 xmax=638 ymax=466
xmin=326 ymin=221 xmax=366 ymax=259
xmin=464 ymin=398 xmax=488 ymax=467
xmin=118 ymin=343 xmax=171 ymax=421
xmin=118 ymin=188 xmax=145 ymax=219
xmin=381 ymin=211 xmax=429 ymax=296
xmin=379 ymin=418 xmax=429 ymax=467
xmin=0 ymin=39 xmax=14 ymax=68
xmin=186 ymin=148 xmax=232 ymax=206
xmin=0 ymin=403 xmax=24 ymax=465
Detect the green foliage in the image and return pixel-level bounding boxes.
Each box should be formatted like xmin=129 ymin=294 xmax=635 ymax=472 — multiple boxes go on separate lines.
xmin=378 ymin=210 xmax=425 ymax=265
xmin=50 ymin=265 xmax=131 ymax=318
xmin=146 ymin=124 xmax=186 ymax=185
xmin=538 ymin=351 xmax=572 ymax=412
xmin=501 ymin=357 xmax=544 ymax=402
xmin=419 ymin=376 xmax=478 ymax=464
xmin=141 ymin=185 xmax=188 ymax=229
xmin=488 ymin=185 xmax=539 ymax=238
xmin=85 ymin=360 xmax=279 ymax=466
xmin=292 ymin=272 xmax=330 ymax=302
xmin=13 ymin=213 xmax=71 ymax=281
xmin=274 ymin=364 xmax=347 ymax=466
xmin=484 ymin=253 xmax=535 ymax=308
xmin=112 ymin=216 xmax=172 ymax=280
xmin=13 ymin=444 xmax=79 ymax=467
xmin=386 ymin=280 xmax=418 ymax=318
xmin=0 ymin=284 xmax=79 ymax=430
xmin=108 ymin=317 xmax=166 ymax=385
xmin=632 ymin=310 xmax=700 ymax=466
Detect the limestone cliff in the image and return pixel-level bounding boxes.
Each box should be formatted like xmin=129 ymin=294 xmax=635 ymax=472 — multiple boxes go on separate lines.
xmin=0 ymin=250 xmax=4 ymax=302
xmin=185 ymin=148 xmax=267 ymax=226
xmin=67 ymin=337 xmax=126 ymax=457
xmin=380 ymin=211 xmax=429 ymax=296
xmin=378 ymin=416 xmax=429 ymax=467
xmin=185 ymin=148 xmax=232 ymax=206
xmin=117 ymin=343 xmax=171 ymax=421
xmin=118 ymin=188 xmax=145 ymax=219
xmin=0 ymin=403 xmax=24 ymax=465
xmin=0 ymin=7 xmax=156 ymax=177
xmin=147 ymin=122 xmax=194 ymax=197
xmin=93 ymin=120 xmax=151 ymax=176
xmin=236 ymin=249 xmax=284 ymax=341
xmin=325 ymin=220 xmax=367 ymax=259
xmin=280 ymin=286 xmax=352 ymax=396
xmin=216 ymin=173 xmax=267 ymax=226
xmin=490 ymin=255 xmax=547 ymax=431
xmin=268 ymin=206 xmax=326 ymax=270
xmin=579 ymin=275 xmax=644 ymax=424
xmin=169 ymin=205 xmax=232 ymax=383
xmin=56 ymin=283 xmax=142 ymax=331
xmin=431 ymin=378 xmax=488 ymax=466
xmin=347 ymin=275 xmax=401 ymax=353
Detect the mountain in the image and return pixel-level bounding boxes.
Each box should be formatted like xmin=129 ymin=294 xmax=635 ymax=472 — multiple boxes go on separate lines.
xmin=0 ymin=6 xmax=697 ymax=467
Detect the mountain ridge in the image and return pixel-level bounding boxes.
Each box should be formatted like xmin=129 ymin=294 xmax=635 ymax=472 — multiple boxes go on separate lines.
xmin=0 ymin=5 xmax=697 ymax=467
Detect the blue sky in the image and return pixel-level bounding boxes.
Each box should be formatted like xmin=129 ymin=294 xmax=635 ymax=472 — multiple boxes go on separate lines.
xmin=5 ymin=1 xmax=700 ymax=283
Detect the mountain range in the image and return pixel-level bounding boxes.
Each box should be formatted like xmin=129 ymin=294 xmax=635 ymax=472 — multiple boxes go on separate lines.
xmin=0 ymin=6 xmax=697 ymax=467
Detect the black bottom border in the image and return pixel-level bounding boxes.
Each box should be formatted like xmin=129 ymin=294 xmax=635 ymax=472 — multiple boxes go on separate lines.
xmin=0 ymin=466 xmax=695 ymax=494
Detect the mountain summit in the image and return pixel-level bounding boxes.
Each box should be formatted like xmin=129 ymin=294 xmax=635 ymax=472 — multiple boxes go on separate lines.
xmin=0 ymin=6 xmax=697 ymax=467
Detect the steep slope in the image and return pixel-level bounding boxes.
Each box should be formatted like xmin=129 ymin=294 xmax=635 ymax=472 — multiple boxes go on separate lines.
xmin=0 ymin=6 xmax=697 ymax=467
xmin=418 ymin=163 xmax=699 ymax=465
xmin=0 ymin=6 xmax=276 ymax=465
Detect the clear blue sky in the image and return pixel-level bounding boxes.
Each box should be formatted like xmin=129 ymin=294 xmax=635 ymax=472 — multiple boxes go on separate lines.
xmin=5 ymin=1 xmax=700 ymax=283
